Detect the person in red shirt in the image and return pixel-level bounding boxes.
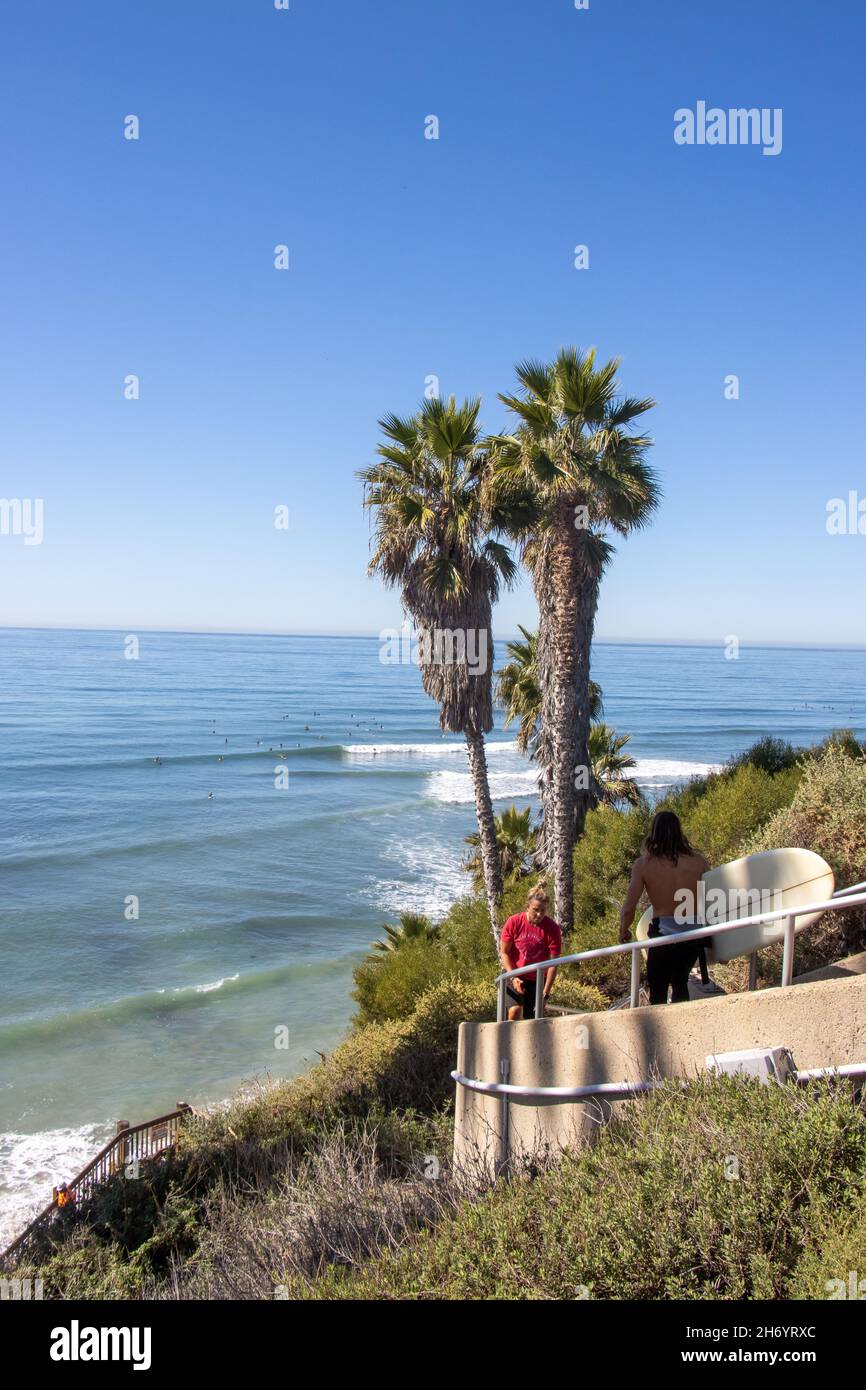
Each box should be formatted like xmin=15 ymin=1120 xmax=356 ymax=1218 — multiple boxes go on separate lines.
xmin=499 ymin=882 xmax=562 ymax=1021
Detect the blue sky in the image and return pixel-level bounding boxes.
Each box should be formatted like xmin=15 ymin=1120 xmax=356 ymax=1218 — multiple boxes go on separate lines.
xmin=1 ymin=0 xmax=864 ymax=644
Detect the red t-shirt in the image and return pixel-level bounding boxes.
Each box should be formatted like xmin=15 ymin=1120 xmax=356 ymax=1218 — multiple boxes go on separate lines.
xmin=500 ymin=912 xmax=562 ymax=969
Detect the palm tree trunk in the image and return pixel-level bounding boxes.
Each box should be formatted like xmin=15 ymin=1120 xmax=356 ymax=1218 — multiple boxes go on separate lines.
xmin=464 ymin=728 xmax=502 ymax=948
xmin=571 ymin=574 xmax=599 ymax=844
xmin=534 ymin=498 xmax=600 ymax=931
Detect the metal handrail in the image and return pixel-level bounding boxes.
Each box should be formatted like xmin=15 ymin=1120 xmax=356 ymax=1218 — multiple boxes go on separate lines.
xmin=451 ymin=1061 xmax=866 ymax=1103
xmin=496 ymin=887 xmax=866 ymax=1022
xmin=0 ymin=1103 xmax=192 ymax=1271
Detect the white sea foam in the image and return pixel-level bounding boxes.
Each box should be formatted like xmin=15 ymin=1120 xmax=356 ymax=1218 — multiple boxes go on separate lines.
xmin=187 ymin=974 xmax=240 ymax=995
xmin=359 ymin=835 xmax=469 ymax=919
xmin=631 ymin=758 xmax=723 ymax=786
xmin=425 ymin=757 xmax=720 ymax=804
xmin=428 ymin=768 xmax=541 ymax=804
xmin=343 ymin=740 xmax=518 ymax=760
xmin=0 ymin=1122 xmax=111 ymax=1248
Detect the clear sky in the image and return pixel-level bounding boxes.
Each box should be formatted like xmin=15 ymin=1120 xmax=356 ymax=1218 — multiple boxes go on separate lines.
xmin=2 ymin=0 xmax=864 ymax=644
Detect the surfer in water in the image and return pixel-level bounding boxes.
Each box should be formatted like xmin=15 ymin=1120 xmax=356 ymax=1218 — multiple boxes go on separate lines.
xmin=619 ymin=810 xmax=710 ymax=1005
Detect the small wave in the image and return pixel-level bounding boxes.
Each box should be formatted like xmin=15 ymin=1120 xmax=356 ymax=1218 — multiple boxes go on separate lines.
xmin=342 ymin=740 xmax=518 ymax=760
xmin=427 ymin=768 xmax=541 ymax=804
xmin=632 ymin=758 xmax=722 ymax=786
xmin=0 ymin=957 xmax=351 ymax=1048
xmin=1 ymin=743 xmax=352 ymax=776
xmin=161 ymin=974 xmax=240 ymax=996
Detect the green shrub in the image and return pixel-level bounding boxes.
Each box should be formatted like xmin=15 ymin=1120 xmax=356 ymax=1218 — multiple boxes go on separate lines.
xmin=546 ymin=976 xmax=608 ymax=1014
xmin=790 ymin=1192 xmax=866 ymax=1300
xmin=677 ymin=763 xmax=800 ymax=865
xmin=729 ymin=735 xmax=801 ymax=775
xmin=353 ymin=936 xmax=451 ymax=1025
xmin=310 ymin=1077 xmax=866 ymax=1301
xmin=745 ymin=743 xmax=866 ymax=970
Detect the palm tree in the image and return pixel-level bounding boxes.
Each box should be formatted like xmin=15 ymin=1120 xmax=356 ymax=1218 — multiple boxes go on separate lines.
xmin=360 ymin=395 xmax=528 ymax=945
xmin=496 ymin=625 xmax=602 ymax=862
xmin=588 ymin=723 xmax=641 ymax=808
xmin=372 ymin=912 xmax=439 ymax=953
xmin=488 ymin=348 xmax=657 ymax=929
xmin=463 ymin=804 xmax=537 ymax=892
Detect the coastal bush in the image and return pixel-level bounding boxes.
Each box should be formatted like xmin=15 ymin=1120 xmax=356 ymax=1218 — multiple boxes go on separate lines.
xmin=790 ymin=1191 xmax=866 ymax=1300
xmin=151 ymin=1123 xmax=465 ymax=1300
xmin=728 ymin=735 xmax=801 ymax=776
xmin=353 ymin=936 xmax=451 ymax=1025
xmin=11 ymin=978 xmax=497 ymax=1296
xmin=546 ymin=977 xmax=608 ymax=1014
xmin=676 ymin=763 xmax=801 ymax=866
xmin=744 ymin=743 xmax=866 ymax=971
xmin=568 ymin=804 xmax=649 ymax=996
xmin=306 ymin=1077 xmax=866 ymax=1301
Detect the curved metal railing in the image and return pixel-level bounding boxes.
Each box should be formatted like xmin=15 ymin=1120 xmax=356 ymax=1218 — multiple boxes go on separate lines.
xmin=449 ymin=881 xmax=866 ymax=1110
xmin=495 ymin=882 xmax=866 ymax=1022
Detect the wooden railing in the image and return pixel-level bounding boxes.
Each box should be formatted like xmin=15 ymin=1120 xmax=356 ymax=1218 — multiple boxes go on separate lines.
xmin=0 ymin=1102 xmax=192 ymax=1272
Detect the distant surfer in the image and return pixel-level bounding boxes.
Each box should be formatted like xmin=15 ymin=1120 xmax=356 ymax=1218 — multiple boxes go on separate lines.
xmin=619 ymin=811 xmax=710 ymax=1005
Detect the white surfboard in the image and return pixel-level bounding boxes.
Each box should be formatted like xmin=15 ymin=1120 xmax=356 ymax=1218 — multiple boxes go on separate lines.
xmin=635 ymin=848 xmax=835 ymax=964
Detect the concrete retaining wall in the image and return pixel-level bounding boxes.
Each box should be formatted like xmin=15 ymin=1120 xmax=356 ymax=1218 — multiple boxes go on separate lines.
xmin=454 ymin=972 xmax=866 ymax=1177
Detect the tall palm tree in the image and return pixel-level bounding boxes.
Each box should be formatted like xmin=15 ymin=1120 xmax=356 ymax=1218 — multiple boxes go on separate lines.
xmin=463 ymin=803 xmax=536 ymax=892
xmin=587 ymin=723 xmax=641 ymax=808
xmin=360 ymin=396 xmax=527 ymax=944
xmin=488 ymin=348 xmax=657 ymax=929
xmin=496 ymin=626 xmax=602 ymax=863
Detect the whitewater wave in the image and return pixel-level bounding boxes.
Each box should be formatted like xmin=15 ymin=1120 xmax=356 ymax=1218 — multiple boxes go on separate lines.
xmin=359 ymin=835 xmax=469 ymax=919
xmin=0 ymin=1122 xmax=111 ymax=1248
xmin=428 ymin=769 xmax=541 ymax=804
xmin=342 ymin=740 xmax=518 ymax=760
xmin=424 ymin=757 xmax=720 ymax=805
xmin=161 ymin=974 xmax=240 ymax=996
xmin=631 ymin=758 xmax=722 ymax=787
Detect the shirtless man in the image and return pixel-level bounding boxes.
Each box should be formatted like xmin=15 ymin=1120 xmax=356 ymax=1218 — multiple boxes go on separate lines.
xmin=619 ymin=810 xmax=710 ymax=1005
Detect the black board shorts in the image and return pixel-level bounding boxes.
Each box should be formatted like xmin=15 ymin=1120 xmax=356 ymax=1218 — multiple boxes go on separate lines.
xmin=506 ymin=974 xmax=538 ymax=1018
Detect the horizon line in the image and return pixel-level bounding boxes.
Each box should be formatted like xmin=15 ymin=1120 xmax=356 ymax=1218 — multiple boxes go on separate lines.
xmin=2 ymin=623 xmax=866 ymax=653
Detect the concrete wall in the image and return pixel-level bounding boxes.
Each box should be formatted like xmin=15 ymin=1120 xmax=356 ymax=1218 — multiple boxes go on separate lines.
xmin=454 ymin=972 xmax=866 ymax=1177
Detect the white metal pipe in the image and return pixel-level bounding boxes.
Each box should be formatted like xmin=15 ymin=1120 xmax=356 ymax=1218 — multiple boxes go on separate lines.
xmin=781 ymin=914 xmax=796 ymax=987
xmin=629 ymin=948 xmax=641 ymax=1008
xmin=795 ymin=1063 xmax=866 ymax=1082
xmin=453 ymin=1062 xmax=866 ymax=1103
xmin=536 ymin=965 xmax=544 ymax=1019
xmin=452 ymin=1070 xmax=660 ymax=1101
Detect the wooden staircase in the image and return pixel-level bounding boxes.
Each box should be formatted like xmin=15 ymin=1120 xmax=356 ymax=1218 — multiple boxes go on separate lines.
xmin=0 ymin=1102 xmax=192 ymax=1272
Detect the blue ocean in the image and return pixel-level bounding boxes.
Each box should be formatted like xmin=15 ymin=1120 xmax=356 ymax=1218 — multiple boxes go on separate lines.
xmin=1 ymin=627 xmax=864 ymax=1240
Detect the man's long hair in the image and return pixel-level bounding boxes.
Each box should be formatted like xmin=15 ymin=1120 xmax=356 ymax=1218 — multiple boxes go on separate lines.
xmin=644 ymin=810 xmax=696 ymax=864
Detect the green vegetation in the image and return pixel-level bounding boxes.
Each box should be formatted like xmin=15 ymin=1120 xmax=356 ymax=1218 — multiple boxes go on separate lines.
xmin=10 ymin=734 xmax=865 ymax=1301
xmin=304 ymin=1077 xmax=866 ymax=1301
xmin=463 ymin=804 xmax=536 ymax=893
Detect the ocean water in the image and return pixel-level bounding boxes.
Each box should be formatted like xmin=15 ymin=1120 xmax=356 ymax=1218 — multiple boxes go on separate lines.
xmin=1 ymin=627 xmax=865 ymax=1242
